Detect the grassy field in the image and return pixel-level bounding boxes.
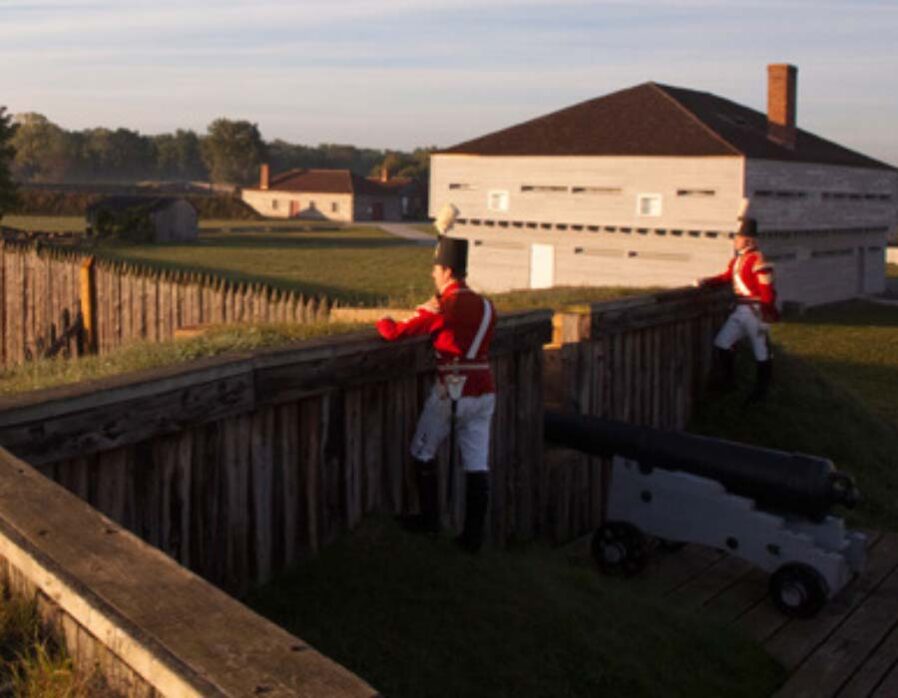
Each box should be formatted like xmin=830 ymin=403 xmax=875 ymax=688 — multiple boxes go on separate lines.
xmin=1 ymin=214 xmax=87 ymax=233
xmin=0 ymin=321 xmax=363 ymax=396
xmin=91 ymin=226 xmax=435 ymax=307
xmin=247 ymin=517 xmax=784 ymax=698
xmin=1 ymin=591 xmax=110 ymax=696
xmin=888 ymin=262 xmax=898 ymax=278
xmin=690 ymin=300 xmax=898 ymax=530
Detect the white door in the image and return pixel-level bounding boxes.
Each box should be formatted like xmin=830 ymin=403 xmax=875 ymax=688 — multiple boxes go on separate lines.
xmin=530 ymin=244 xmax=555 ymax=289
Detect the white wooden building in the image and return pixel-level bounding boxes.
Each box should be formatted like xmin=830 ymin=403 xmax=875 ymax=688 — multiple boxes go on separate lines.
xmin=242 ymin=166 xmax=403 ymax=223
xmin=429 ymin=65 xmax=898 ymax=306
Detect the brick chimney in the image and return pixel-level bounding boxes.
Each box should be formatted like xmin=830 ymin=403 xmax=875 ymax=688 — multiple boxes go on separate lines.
xmin=380 ymin=165 xmax=389 ymax=183
xmin=260 ymin=163 xmax=270 ymax=190
xmin=767 ymin=63 xmax=798 ymax=149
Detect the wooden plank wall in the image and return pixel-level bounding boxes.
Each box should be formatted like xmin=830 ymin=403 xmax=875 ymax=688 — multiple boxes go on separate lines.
xmin=543 ymin=286 xmax=731 ymax=543
xmin=0 ymin=238 xmax=331 ymax=368
xmin=0 ymin=314 xmax=551 ymax=596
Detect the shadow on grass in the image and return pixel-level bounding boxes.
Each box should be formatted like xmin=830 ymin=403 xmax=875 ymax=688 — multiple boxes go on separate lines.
xmin=689 ymin=347 xmax=898 ymax=532
xmin=246 ymin=517 xmax=784 ymax=698
xmin=786 ymin=300 xmax=898 ymax=328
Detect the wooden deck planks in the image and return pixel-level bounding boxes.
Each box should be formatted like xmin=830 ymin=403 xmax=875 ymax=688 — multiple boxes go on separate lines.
xmin=838 ymin=622 xmax=898 ymax=698
xmin=703 ymin=568 xmax=770 ymax=624
xmin=767 ymin=533 xmax=898 ymax=673
xmin=639 ymin=531 xmax=898 ymax=698
xmin=665 ymin=554 xmax=756 ymax=611
xmin=771 ymin=533 xmax=898 ymax=697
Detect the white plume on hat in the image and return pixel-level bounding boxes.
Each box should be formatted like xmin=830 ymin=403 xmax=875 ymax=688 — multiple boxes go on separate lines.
xmin=434 ymin=203 xmax=459 ymax=235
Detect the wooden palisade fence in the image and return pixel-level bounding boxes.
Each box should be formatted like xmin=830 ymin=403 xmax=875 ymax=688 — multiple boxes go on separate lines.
xmin=0 ymin=286 xmax=729 ymax=695
xmin=0 ymin=236 xmax=331 ymax=367
xmin=0 ymin=311 xmax=551 ymax=595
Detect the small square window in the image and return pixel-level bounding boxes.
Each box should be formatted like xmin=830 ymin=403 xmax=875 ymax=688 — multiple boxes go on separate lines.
xmin=331 ymin=202 xmax=339 ymax=213
xmin=637 ymin=194 xmax=662 ymax=217
xmin=272 ymin=200 xmax=279 ymax=210
xmin=488 ymin=190 xmax=509 ymax=212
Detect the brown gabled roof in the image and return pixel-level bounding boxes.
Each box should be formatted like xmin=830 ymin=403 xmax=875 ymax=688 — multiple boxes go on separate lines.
xmin=443 ymin=82 xmax=895 ymax=171
xmin=255 ymin=168 xmax=398 ymax=196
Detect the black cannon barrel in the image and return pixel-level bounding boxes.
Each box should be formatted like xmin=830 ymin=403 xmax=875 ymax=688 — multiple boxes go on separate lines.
xmin=545 ymin=411 xmax=858 ymax=519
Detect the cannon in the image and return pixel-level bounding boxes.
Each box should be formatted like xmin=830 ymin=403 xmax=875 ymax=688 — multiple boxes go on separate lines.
xmin=545 ymin=411 xmax=866 ymax=618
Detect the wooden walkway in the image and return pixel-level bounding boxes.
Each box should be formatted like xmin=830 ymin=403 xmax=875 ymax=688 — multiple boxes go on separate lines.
xmin=571 ymin=530 xmax=898 ymax=697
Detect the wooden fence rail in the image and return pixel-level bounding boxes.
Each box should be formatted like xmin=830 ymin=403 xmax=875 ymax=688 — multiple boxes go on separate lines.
xmin=0 ymin=238 xmax=331 ymax=368
xmin=0 ymin=311 xmax=552 ymax=595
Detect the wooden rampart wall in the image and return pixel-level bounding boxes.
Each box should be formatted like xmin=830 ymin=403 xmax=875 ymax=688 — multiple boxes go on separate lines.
xmin=0 ymin=238 xmax=330 ymax=367
xmin=544 ymin=285 xmax=731 ymax=541
xmin=0 ymin=445 xmax=378 ymax=697
xmin=0 ymin=311 xmax=551 ymax=595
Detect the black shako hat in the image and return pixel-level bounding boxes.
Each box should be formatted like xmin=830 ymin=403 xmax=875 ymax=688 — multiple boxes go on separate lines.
xmin=737 ymin=218 xmax=758 ymax=238
xmin=433 ymin=235 xmax=468 ymax=277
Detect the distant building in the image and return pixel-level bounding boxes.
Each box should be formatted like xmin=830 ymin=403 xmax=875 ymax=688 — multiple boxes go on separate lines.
xmin=429 ymin=64 xmax=898 ymax=306
xmin=242 ymin=166 xmax=405 ymax=223
xmin=367 ymin=168 xmax=428 ymax=220
xmin=86 ymin=196 xmax=198 ymax=243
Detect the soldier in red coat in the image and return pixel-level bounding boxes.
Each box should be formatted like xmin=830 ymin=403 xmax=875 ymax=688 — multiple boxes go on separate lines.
xmin=700 ymin=213 xmax=779 ymax=402
xmin=376 ymin=229 xmax=496 ymax=553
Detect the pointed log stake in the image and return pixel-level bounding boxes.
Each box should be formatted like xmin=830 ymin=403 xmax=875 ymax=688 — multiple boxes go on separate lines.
xmin=80 ymin=256 xmax=97 ymax=354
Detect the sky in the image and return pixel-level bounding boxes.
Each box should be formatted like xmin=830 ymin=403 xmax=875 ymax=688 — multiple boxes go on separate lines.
xmin=1 ymin=0 xmax=896 ymax=164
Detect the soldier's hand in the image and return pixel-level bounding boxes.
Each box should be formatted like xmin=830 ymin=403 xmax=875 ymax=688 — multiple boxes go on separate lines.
xmin=417 ymin=296 xmax=441 ymax=314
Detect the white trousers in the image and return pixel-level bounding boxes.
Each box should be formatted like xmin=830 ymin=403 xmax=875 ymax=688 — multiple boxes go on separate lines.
xmin=410 ymin=384 xmax=496 ymax=472
xmin=714 ymin=304 xmax=771 ymax=361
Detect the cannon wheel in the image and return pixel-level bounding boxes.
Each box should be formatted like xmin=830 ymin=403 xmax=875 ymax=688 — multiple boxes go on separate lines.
xmin=769 ymin=563 xmax=829 ymax=618
xmin=591 ymin=522 xmax=647 ymax=576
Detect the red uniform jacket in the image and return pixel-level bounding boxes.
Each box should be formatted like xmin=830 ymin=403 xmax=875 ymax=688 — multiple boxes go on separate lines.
xmin=704 ymin=245 xmax=779 ymax=320
xmin=375 ymin=281 xmax=496 ymax=397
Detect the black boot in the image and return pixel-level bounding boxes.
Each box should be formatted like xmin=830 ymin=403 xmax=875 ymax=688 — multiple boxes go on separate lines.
xmin=398 ymin=459 xmax=440 ymax=534
xmin=712 ymin=347 xmax=737 ymax=392
xmin=456 ymin=472 xmax=490 ymax=554
xmin=746 ymin=359 xmax=773 ymax=404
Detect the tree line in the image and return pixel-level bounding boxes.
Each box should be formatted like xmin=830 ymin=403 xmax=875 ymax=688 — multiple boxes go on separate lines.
xmin=4 ymin=111 xmax=434 ymax=187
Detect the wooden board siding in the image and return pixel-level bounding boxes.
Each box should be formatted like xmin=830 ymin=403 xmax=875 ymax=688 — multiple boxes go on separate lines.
xmin=459 ymin=225 xmax=733 ymax=293
xmin=430 ymin=154 xmax=898 ymax=304
xmin=429 ymin=152 xmax=741 ymax=294
xmin=744 ymin=160 xmax=898 ymax=232
xmin=429 ymin=154 xmax=745 ymax=232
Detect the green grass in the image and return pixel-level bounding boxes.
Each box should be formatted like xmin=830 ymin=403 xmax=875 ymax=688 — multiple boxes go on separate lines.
xmin=92 ymin=227 xmax=436 ymax=307
xmin=491 ymin=286 xmax=662 ymax=312
xmin=690 ymin=301 xmax=898 ymax=530
xmin=0 ymin=321 xmax=363 ymax=396
xmin=1 ymin=590 xmax=111 ymax=696
xmin=1 ymin=215 xmax=86 ymax=233
xmin=247 ymin=517 xmax=784 ymax=698
xmin=887 ymin=262 xmax=898 ymax=278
